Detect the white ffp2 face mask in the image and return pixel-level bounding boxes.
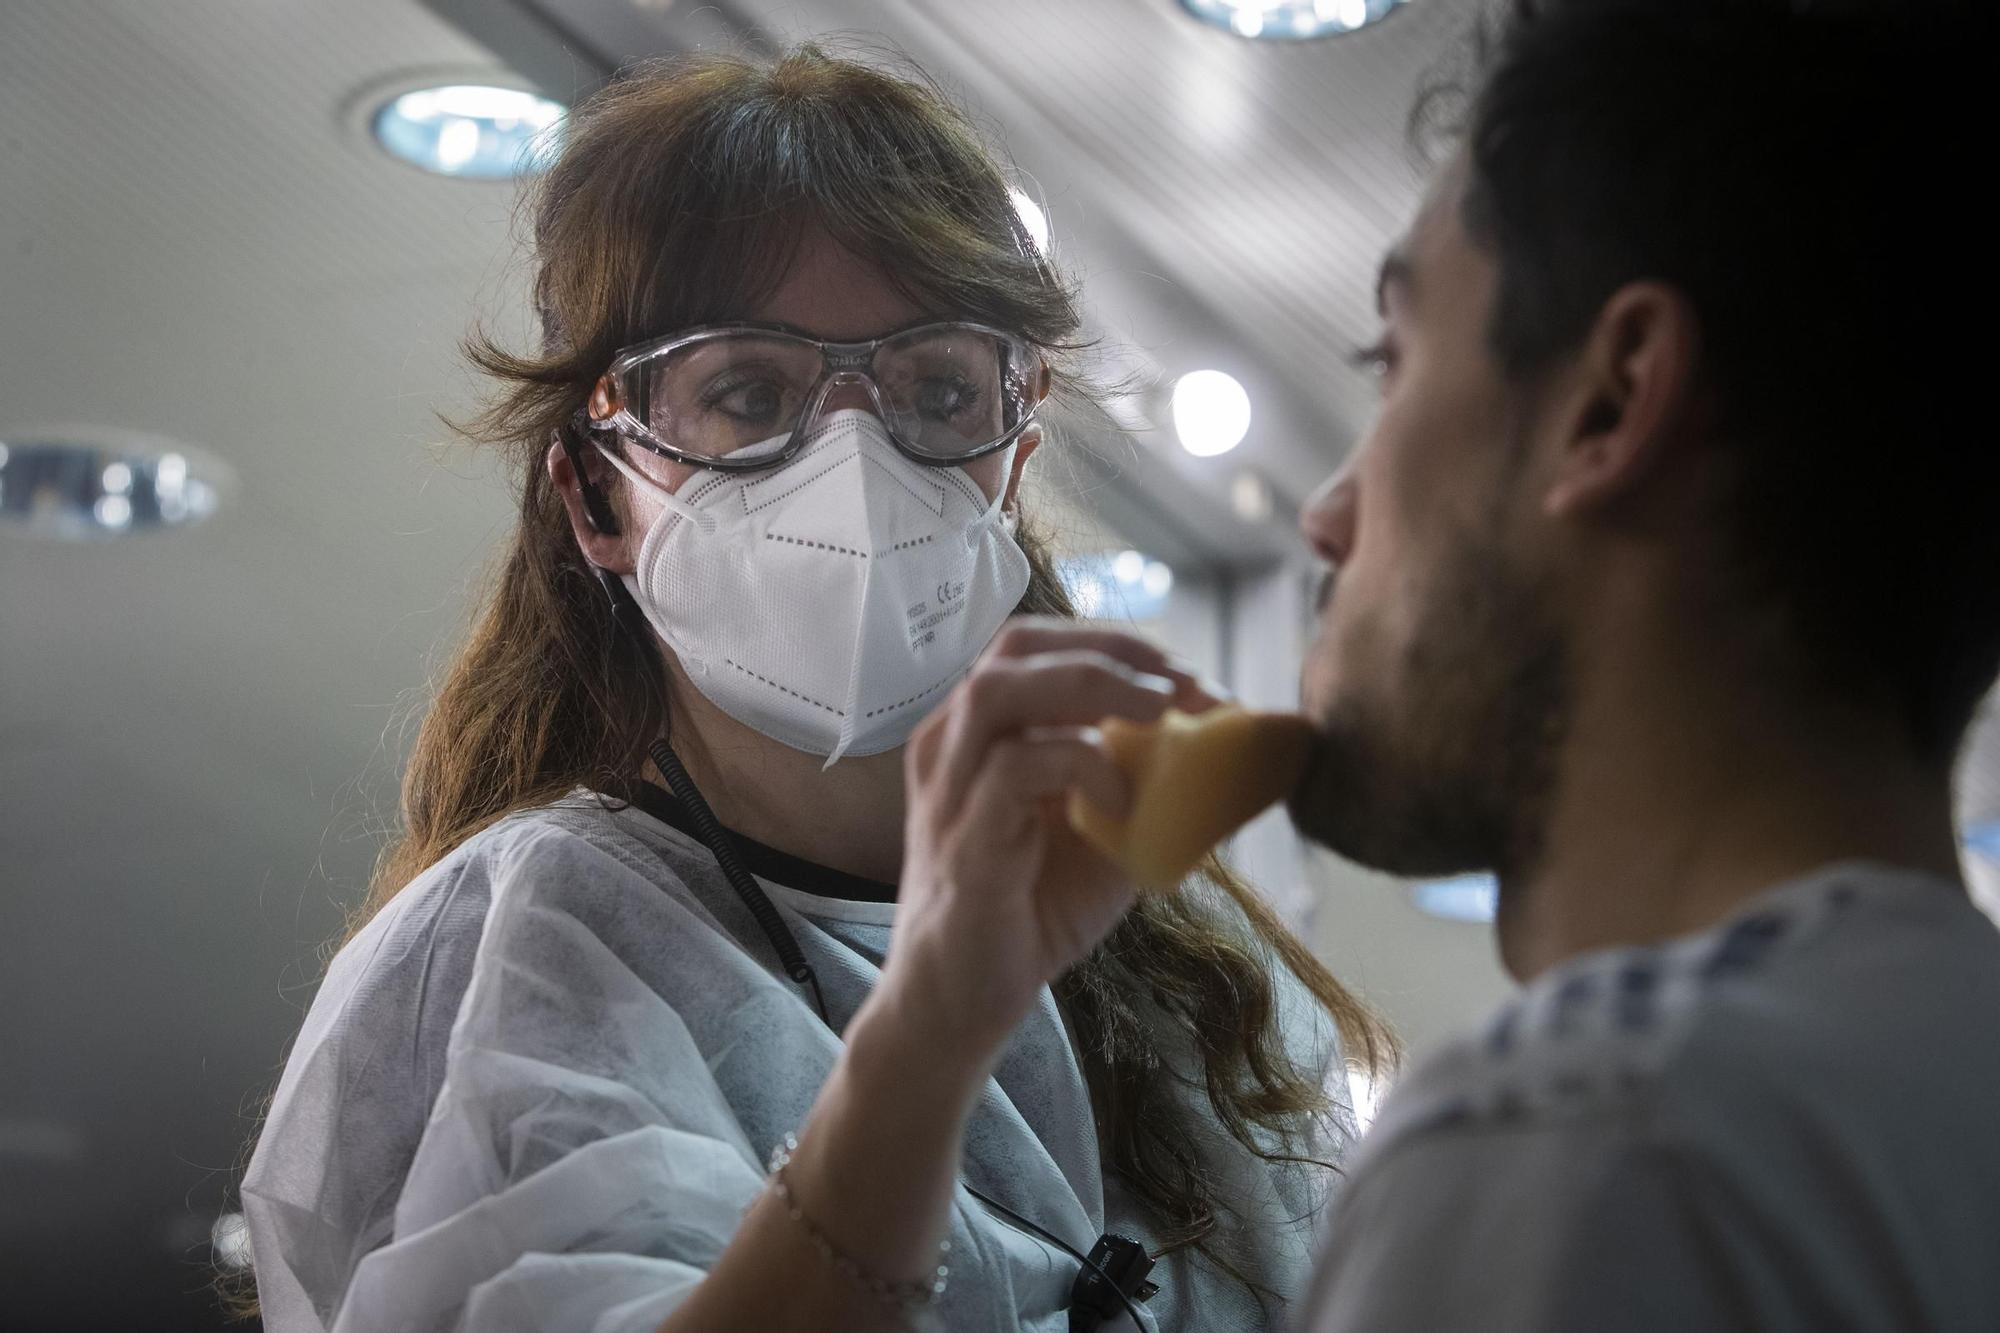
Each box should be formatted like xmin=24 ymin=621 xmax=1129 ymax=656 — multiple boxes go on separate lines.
xmin=596 ymin=409 xmax=1032 ymax=765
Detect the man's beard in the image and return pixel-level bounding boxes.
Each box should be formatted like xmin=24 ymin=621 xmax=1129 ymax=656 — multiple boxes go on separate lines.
xmin=1287 ymin=526 xmax=1570 ymax=887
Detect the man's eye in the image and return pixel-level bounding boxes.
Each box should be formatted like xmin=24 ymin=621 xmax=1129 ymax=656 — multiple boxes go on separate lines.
xmin=1347 ymin=341 xmax=1395 ymax=378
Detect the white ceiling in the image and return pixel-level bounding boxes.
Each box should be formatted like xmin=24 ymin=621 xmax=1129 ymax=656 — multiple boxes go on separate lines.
xmin=2 ymin=0 xmax=1994 ymax=1326
xmin=1 ymin=0 xmax=539 ymax=1321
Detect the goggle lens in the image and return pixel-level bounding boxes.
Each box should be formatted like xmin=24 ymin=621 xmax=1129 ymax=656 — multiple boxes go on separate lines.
xmin=604 ymin=324 xmax=1042 ymax=465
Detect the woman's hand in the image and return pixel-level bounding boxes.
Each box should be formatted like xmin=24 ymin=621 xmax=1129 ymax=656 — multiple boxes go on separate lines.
xmin=883 ymin=617 xmax=1221 ymax=1056
xmin=663 ymin=621 xmax=1220 ymax=1333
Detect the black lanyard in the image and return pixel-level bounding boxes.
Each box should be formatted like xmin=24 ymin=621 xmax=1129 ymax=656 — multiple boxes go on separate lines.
xmin=620 ymin=738 xmax=1157 ymax=1332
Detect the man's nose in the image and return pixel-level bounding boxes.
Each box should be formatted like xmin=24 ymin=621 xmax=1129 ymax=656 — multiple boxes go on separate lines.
xmin=1299 ymin=462 xmax=1359 ymax=567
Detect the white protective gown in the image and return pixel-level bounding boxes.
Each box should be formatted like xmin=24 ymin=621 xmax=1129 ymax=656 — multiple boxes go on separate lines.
xmin=242 ymin=787 xmax=1356 ymax=1332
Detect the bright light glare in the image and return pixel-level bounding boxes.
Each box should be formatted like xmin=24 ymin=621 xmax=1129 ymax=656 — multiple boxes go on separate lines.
xmin=1009 ymin=188 xmax=1050 ymax=253
xmin=1141 ymin=560 xmax=1174 ymax=599
xmin=211 ymin=1212 xmax=253 ymax=1269
xmin=101 ymin=462 xmax=133 ymax=494
xmin=1171 ymin=369 xmax=1252 ymax=457
xmin=1186 ymin=0 xmax=1408 ymax=41
xmin=434 ymin=118 xmax=480 ymax=170
xmin=1345 ymin=1064 xmax=1384 ymax=1131
xmin=375 ymin=84 xmax=566 ymax=179
xmin=94 ymin=494 xmax=132 ymax=529
xmin=1412 ymin=874 xmax=1499 ymax=923
xmin=1112 ymin=549 xmax=1147 ymax=585
xmin=407 ymin=85 xmax=562 ymax=127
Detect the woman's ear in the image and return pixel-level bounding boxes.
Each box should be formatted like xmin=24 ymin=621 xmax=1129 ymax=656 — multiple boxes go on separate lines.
xmin=546 ymin=437 xmax=638 ymax=575
xmin=1002 ymin=425 xmax=1042 ymax=515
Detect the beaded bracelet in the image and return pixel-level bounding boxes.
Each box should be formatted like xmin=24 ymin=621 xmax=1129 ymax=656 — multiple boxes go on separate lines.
xmin=766 ymin=1133 xmax=952 ymax=1315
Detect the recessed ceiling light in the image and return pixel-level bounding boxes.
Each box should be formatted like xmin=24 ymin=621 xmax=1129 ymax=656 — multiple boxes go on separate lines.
xmin=0 ymin=431 xmax=228 ymax=540
xmin=1230 ymin=471 xmax=1274 ymax=522
xmin=1171 ymin=369 xmax=1252 ymax=457
xmin=371 ymin=83 xmax=565 ymax=180
xmin=1179 ymin=0 xmax=1411 ymax=41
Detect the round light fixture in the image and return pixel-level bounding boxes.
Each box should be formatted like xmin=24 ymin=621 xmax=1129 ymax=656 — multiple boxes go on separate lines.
xmin=372 ymin=83 xmax=565 ymax=179
xmin=1171 ymin=369 xmax=1252 ymax=457
xmin=0 ymin=431 xmax=228 ymax=540
xmin=1179 ymin=0 xmax=1411 ymax=41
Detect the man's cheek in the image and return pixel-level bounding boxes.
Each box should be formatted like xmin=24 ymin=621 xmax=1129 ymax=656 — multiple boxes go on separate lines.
xmin=1302 ymin=594 xmax=1368 ymax=718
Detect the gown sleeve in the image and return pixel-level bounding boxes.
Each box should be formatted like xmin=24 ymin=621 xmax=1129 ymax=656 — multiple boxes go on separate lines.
xmin=245 ymin=818 xmax=807 ymax=1333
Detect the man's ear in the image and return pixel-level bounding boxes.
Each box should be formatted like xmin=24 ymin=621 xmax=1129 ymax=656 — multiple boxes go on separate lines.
xmin=547 ymin=437 xmax=637 ymax=575
xmin=1543 ymin=281 xmax=1702 ymax=519
xmin=1003 ymin=425 xmax=1042 ymax=515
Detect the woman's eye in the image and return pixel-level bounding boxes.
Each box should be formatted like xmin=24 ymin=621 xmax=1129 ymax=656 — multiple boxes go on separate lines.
xmin=705 ymin=380 xmax=784 ymax=423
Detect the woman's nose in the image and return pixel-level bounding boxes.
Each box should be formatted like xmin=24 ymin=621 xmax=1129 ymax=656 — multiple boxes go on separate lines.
xmin=818 ymin=378 xmax=879 ymax=417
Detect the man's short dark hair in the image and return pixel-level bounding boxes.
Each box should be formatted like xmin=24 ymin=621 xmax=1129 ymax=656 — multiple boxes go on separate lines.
xmin=1458 ymin=0 xmax=1992 ymax=761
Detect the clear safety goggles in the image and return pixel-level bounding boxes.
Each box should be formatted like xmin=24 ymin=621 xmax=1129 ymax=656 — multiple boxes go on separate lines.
xmin=576 ymin=320 xmax=1052 ymax=472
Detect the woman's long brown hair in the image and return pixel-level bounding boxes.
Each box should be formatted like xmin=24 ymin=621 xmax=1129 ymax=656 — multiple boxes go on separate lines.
xmin=238 ymin=43 xmax=1395 ymax=1314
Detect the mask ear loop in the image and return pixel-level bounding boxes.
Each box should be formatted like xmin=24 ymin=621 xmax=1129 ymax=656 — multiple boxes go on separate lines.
xmin=555 ymin=417 xmax=623 ymax=537
xmin=593 ymin=438 xmax=719 ymax=536
xmin=964 ymin=442 xmax=1021 ymax=551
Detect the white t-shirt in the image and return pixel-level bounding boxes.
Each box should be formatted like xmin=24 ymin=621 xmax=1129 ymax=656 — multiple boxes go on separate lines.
xmin=1299 ymin=862 xmax=2000 ymax=1333
xmin=243 ymin=788 xmax=1353 ymax=1333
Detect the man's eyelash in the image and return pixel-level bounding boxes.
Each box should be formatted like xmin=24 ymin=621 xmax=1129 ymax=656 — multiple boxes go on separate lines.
xmin=1347 ymin=342 xmax=1392 ymax=372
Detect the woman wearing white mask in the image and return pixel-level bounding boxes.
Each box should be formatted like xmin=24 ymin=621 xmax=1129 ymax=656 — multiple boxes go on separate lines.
xmin=236 ymin=46 xmax=1392 ymax=1333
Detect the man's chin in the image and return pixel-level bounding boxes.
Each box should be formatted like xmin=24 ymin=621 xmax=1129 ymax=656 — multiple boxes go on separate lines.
xmin=1284 ymin=717 xmax=1381 ymax=860
xmin=1284 ymin=716 xmax=1493 ymax=879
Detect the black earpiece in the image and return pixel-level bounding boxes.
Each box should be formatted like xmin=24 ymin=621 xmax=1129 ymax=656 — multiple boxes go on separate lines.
xmin=555 ymin=417 xmax=622 ymax=537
